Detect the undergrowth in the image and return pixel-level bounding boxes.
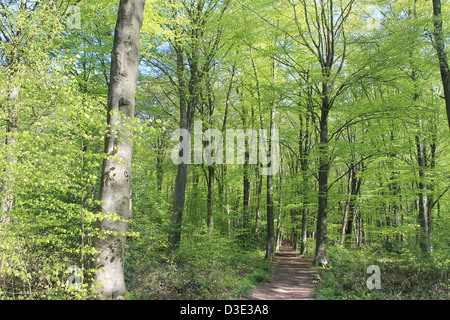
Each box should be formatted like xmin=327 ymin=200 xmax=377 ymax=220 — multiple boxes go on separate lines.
xmin=124 ymin=229 xmax=273 ymax=300
xmin=312 ymin=243 xmax=449 ymax=300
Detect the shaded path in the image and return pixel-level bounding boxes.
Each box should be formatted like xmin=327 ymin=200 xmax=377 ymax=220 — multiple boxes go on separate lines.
xmin=250 ymin=242 xmax=320 ymax=300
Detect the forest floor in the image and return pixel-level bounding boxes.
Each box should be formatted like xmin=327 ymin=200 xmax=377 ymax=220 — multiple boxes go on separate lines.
xmin=249 ymin=241 xmax=321 ymax=300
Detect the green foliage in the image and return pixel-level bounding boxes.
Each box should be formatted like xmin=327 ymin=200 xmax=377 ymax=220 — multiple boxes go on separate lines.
xmin=315 ymin=244 xmax=449 ymax=300
xmin=125 ymin=229 xmax=272 ymax=300
xmin=0 ymin=1 xmax=107 ymax=298
xmin=0 ymin=87 xmax=106 ymax=298
xmin=0 ymin=0 xmax=449 ymax=301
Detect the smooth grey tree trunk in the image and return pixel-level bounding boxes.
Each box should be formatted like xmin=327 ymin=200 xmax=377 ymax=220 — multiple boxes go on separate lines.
xmin=93 ymin=0 xmax=145 ymax=300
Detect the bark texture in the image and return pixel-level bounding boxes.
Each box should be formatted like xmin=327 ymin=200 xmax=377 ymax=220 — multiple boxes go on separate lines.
xmin=314 ymin=107 xmax=329 ymax=266
xmin=432 ymin=0 xmax=450 ymax=129
xmin=93 ymin=0 xmax=145 ymax=299
xmin=167 ymin=39 xmax=191 ymax=254
xmin=265 ymin=70 xmax=277 ymax=260
xmin=416 ymin=134 xmax=433 ymax=254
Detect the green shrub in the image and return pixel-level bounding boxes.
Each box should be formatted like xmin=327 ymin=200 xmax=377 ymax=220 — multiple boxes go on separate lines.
xmin=315 ymin=244 xmax=449 ymax=300
xmin=125 ymin=228 xmax=272 ymax=300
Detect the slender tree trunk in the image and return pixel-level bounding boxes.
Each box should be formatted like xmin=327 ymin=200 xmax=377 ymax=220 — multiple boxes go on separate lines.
xmin=340 ymin=161 xmax=361 ymax=245
xmin=221 ymin=162 xmax=231 ymax=237
xmin=156 ymin=138 xmax=164 ymax=192
xmin=225 ymin=180 xmax=231 ymax=238
xmin=265 ymin=57 xmax=277 ymax=260
xmin=206 ymin=165 xmax=214 ymax=230
xmin=168 ymin=39 xmax=190 ymax=254
xmin=275 ymin=175 xmax=283 ymax=251
xmin=264 ymin=110 xmax=276 ymax=259
xmin=416 ymin=134 xmax=432 ymax=254
xmin=221 ymin=65 xmax=235 ymax=237
xmin=243 ymin=140 xmax=251 ymax=231
xmin=299 ymin=111 xmax=311 ymax=255
xmin=314 ymin=106 xmax=329 ymax=266
xmin=264 ymin=124 xmax=276 ymax=259
xmin=265 ymin=172 xmax=275 ymax=260
xmin=432 ymin=0 xmax=450 ymax=129
xmin=251 ymin=54 xmax=264 ymax=239
xmin=169 ymin=161 xmax=188 ymax=253
xmin=427 ymin=124 xmax=437 ymax=248
xmin=204 ymin=76 xmax=216 ymax=232
xmin=254 ymin=171 xmax=262 ymax=237
xmin=290 ymin=209 xmax=299 ymax=250
xmin=299 ymin=208 xmax=308 ymax=254
xmin=92 ymin=0 xmax=145 ymax=300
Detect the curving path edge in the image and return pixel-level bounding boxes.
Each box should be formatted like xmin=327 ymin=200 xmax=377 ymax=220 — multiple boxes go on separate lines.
xmin=249 ymin=242 xmax=320 ymax=300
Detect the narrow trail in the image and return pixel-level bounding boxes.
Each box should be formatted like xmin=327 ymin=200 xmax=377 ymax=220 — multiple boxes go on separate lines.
xmin=249 ymin=241 xmax=320 ymax=300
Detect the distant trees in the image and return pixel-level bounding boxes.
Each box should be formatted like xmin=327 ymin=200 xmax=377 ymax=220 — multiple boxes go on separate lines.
xmin=273 ymin=0 xmax=357 ymax=266
xmin=152 ymin=0 xmax=232 ymax=254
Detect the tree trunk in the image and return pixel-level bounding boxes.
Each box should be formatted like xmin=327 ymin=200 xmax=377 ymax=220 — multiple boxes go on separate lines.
xmin=206 ymin=165 xmax=214 ymax=230
xmin=265 ymin=172 xmax=275 ymax=260
xmin=92 ymin=0 xmax=145 ymax=300
xmin=156 ymin=138 xmax=164 ymax=192
xmin=275 ymin=175 xmax=283 ymax=251
xmin=168 ymin=37 xmax=190 ymax=255
xmin=168 ymin=2 xmax=208 ymax=251
xmin=290 ymin=209 xmax=299 ymax=250
xmin=426 ymin=124 xmax=437 ymax=247
xmin=243 ymin=140 xmax=251 ymax=231
xmin=432 ymin=0 xmax=450 ymax=129
xmin=340 ymin=161 xmax=361 ymax=245
xmin=264 ymin=108 xmax=276 ymax=260
xmin=299 ymin=208 xmax=308 ymax=254
xmin=264 ymin=110 xmax=276 ymax=258
xmin=299 ymin=111 xmax=311 ymax=255
xmin=416 ymin=135 xmax=432 ymax=254
xmin=254 ymin=172 xmax=263 ymax=237
xmin=313 ymin=107 xmax=329 ymax=266
xmin=265 ymin=57 xmax=277 ymax=260
xmin=169 ymin=161 xmax=188 ymax=253
xmin=221 ymin=65 xmax=234 ymax=237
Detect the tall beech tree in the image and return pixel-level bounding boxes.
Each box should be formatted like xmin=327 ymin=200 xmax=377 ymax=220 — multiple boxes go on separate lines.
xmin=93 ymin=0 xmax=145 ymax=299
xmin=165 ymin=0 xmax=231 ymax=253
xmin=284 ymin=0 xmax=355 ymax=266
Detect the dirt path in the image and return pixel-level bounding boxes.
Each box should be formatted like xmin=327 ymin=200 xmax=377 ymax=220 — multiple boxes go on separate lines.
xmin=249 ymin=242 xmax=320 ymax=300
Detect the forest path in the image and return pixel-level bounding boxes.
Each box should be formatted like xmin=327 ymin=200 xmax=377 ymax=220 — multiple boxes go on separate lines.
xmin=249 ymin=241 xmax=320 ymax=300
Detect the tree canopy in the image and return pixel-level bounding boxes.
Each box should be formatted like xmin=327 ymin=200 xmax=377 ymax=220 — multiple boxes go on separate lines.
xmin=0 ymin=0 xmax=448 ymax=300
